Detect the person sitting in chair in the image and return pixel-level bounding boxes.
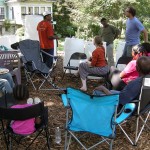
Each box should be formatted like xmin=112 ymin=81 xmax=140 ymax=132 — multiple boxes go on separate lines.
xmin=110 ymin=44 xmax=148 ymax=91
xmin=94 ymin=56 xmax=150 ymax=106
xmin=79 ymin=36 xmax=109 ymax=91
xmin=0 ymin=71 xmax=14 ymax=93
xmin=10 ymin=84 xmax=41 ymax=135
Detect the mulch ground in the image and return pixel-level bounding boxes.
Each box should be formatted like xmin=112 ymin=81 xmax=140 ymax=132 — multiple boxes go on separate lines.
xmin=0 ymin=55 xmax=150 ymax=150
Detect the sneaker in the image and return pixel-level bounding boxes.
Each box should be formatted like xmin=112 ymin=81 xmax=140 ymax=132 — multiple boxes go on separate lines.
xmin=27 ymin=98 xmax=34 ymax=104
xmin=34 ymin=97 xmax=41 ymax=104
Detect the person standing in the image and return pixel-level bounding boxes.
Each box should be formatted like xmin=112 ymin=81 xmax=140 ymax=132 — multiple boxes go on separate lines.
xmin=37 ymin=11 xmax=58 ymax=68
xmin=100 ymin=18 xmax=120 ymax=67
xmin=122 ymin=6 xmax=148 ymax=57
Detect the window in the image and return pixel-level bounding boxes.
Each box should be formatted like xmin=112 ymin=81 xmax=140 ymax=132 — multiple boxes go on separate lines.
xmin=0 ymin=7 xmax=5 ymax=20
xmin=34 ymin=7 xmax=39 ymax=15
xmin=47 ymin=7 xmax=51 ymax=12
xmin=12 ymin=7 xmax=14 ymax=19
xmin=41 ymin=7 xmax=45 ymax=14
xmin=21 ymin=7 xmax=26 ymax=15
xmin=28 ymin=7 xmax=33 ymax=15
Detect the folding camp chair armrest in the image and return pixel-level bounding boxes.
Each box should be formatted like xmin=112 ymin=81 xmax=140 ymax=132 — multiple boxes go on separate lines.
xmin=131 ymin=99 xmax=140 ymax=103
xmin=116 ymin=103 xmax=136 ymax=124
xmin=61 ymin=94 xmax=70 ymax=107
xmin=41 ymin=50 xmax=58 ymax=60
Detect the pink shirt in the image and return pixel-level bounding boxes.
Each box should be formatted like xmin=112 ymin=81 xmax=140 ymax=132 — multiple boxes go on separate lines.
xmin=11 ymin=104 xmax=35 ymax=135
xmin=121 ymin=60 xmax=139 ymax=84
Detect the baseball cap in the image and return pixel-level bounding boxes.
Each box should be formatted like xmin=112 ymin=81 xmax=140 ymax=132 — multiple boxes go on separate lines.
xmin=43 ymin=11 xmax=52 ymax=17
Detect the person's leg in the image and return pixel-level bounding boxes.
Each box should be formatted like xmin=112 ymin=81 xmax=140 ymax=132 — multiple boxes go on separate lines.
xmin=42 ymin=49 xmax=54 ymax=68
xmin=47 ymin=48 xmax=54 ymax=68
xmin=122 ymin=44 xmax=133 ymax=57
xmin=0 ymin=73 xmax=14 ymax=88
xmin=109 ymin=66 xmax=121 ymax=80
xmin=93 ymin=90 xmax=106 ymax=96
xmin=80 ymin=78 xmax=87 ymax=91
xmin=106 ymin=44 xmax=115 ymax=67
xmin=79 ymin=62 xmax=89 ymax=91
xmin=126 ymin=45 xmax=133 ymax=57
xmin=0 ymin=79 xmax=12 ymax=93
xmin=111 ymin=73 xmax=126 ymax=91
xmin=122 ymin=43 xmax=128 ymax=57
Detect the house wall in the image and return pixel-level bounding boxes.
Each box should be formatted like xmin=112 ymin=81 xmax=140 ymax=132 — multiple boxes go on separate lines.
xmin=7 ymin=2 xmax=53 ymax=25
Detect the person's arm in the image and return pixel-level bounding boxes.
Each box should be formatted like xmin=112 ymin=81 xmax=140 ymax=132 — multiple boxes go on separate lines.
xmin=119 ymin=71 xmax=126 ymax=78
xmin=111 ymin=25 xmax=120 ymax=40
xmin=142 ymin=29 xmax=148 ymax=43
xmin=87 ymin=61 xmax=92 ymax=67
xmin=119 ymin=60 xmax=135 ymax=79
xmin=94 ymin=85 xmax=112 ymax=95
xmin=47 ymin=23 xmax=58 ymax=40
xmin=48 ymin=35 xmax=59 ymax=40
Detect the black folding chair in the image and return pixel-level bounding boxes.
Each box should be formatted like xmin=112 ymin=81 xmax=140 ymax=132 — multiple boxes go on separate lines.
xmin=0 ymin=102 xmax=50 ymax=150
xmin=62 ymin=52 xmax=87 ymax=80
xmin=116 ymin=56 xmax=132 ymax=70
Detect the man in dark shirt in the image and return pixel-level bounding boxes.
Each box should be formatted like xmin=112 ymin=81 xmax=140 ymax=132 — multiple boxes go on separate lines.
xmin=100 ymin=18 xmax=120 ymax=67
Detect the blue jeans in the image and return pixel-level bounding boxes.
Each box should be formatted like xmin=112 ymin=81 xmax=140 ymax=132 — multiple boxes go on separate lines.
xmin=93 ymin=90 xmax=120 ymax=96
xmin=0 ymin=72 xmax=14 ymax=93
xmin=0 ymin=72 xmax=14 ymax=88
xmin=106 ymin=44 xmax=114 ymax=67
xmin=122 ymin=44 xmax=136 ymax=57
xmin=42 ymin=48 xmax=54 ymax=68
xmin=0 ymin=79 xmax=12 ymax=93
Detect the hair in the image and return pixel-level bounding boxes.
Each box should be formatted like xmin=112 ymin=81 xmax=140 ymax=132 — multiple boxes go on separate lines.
xmin=136 ymin=56 xmax=150 ymax=75
xmin=100 ymin=18 xmax=107 ymax=22
xmin=94 ymin=36 xmax=103 ymax=46
xmin=127 ymin=6 xmax=136 ymax=16
xmin=132 ymin=44 xmax=148 ymax=60
xmin=141 ymin=42 xmax=150 ymax=53
xmin=13 ymin=84 xmax=29 ymax=101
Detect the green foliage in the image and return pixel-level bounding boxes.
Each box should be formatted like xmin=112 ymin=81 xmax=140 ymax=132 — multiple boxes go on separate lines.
xmin=3 ymin=20 xmax=11 ymax=31
xmin=53 ymin=0 xmax=150 ymax=40
xmin=53 ymin=1 xmax=76 ymax=37
xmin=15 ymin=27 xmax=25 ymax=36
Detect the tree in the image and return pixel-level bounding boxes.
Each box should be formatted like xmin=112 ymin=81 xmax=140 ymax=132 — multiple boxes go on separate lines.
xmin=53 ymin=0 xmax=76 ymax=37
xmin=54 ymin=0 xmax=150 ymax=40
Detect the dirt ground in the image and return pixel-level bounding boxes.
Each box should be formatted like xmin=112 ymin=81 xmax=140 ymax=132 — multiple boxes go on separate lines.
xmin=0 ymin=55 xmax=150 ymax=150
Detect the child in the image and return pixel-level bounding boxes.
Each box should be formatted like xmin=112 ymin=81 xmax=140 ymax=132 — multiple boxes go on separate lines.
xmin=11 ymin=84 xmax=41 ymax=135
xmin=79 ymin=36 xmax=109 ymax=91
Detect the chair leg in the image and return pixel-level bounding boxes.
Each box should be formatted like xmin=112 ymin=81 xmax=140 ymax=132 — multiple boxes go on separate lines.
xmin=9 ymin=135 xmax=12 ymax=150
xmin=135 ymin=111 xmax=150 ymax=144
xmin=45 ymin=127 xmax=51 ymax=150
xmin=62 ymin=69 xmax=67 ymax=81
xmin=64 ymin=130 xmax=68 ymax=150
xmin=109 ymin=139 xmax=113 ymax=150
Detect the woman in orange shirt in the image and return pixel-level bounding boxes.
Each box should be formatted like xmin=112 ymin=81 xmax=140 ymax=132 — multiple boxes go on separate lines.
xmin=79 ymin=36 xmax=109 ymax=91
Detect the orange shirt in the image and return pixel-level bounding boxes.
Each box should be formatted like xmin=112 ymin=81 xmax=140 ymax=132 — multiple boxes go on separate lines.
xmin=37 ymin=20 xmax=54 ymax=49
xmin=91 ymin=46 xmax=107 ymax=67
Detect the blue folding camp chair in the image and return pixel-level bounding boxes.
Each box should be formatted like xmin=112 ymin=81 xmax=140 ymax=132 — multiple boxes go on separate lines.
xmin=61 ymin=87 xmax=119 ymax=150
xmin=116 ymin=75 xmax=150 ymax=145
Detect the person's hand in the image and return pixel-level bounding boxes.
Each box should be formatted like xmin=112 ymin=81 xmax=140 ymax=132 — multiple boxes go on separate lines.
xmin=88 ymin=57 xmax=92 ymax=61
xmin=53 ymin=35 xmax=59 ymax=39
xmin=86 ymin=61 xmax=91 ymax=67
